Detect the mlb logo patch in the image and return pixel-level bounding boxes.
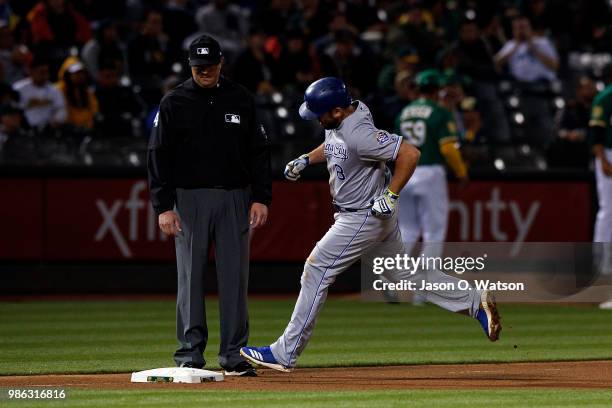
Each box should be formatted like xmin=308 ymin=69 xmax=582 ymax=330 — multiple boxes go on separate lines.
xmin=225 ymin=114 xmax=241 ymax=124
xmin=197 ymin=47 xmax=209 ymax=55
xmin=376 ymin=130 xmax=390 ymax=144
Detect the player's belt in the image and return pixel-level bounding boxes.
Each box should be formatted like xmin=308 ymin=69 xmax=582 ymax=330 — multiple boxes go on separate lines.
xmin=333 ymin=204 xmax=370 ymax=213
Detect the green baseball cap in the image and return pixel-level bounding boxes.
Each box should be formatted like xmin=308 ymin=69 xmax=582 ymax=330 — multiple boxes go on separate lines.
xmin=415 ymin=69 xmax=441 ymax=87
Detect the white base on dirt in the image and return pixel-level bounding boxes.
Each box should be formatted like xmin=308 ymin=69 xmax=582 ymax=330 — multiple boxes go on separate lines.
xmin=131 ymin=367 xmax=224 ymax=383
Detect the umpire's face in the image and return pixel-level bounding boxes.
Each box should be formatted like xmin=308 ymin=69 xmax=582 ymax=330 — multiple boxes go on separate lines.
xmin=191 ymin=58 xmax=223 ymax=89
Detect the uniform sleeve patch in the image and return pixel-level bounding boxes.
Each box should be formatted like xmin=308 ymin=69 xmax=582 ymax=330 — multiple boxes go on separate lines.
xmin=376 ymin=130 xmax=390 ymax=144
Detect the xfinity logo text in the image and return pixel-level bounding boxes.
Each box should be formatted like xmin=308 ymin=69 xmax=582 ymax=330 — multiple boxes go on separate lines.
xmin=94 ymin=181 xmax=168 ymax=257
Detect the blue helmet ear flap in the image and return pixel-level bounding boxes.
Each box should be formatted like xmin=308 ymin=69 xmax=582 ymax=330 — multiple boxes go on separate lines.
xmin=299 ymin=101 xmax=319 ymax=120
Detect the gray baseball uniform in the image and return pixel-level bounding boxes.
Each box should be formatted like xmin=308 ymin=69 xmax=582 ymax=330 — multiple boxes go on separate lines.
xmin=270 ymin=101 xmax=482 ymax=368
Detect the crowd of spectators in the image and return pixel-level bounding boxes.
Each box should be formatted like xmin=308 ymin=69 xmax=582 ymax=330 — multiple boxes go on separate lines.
xmin=0 ymin=0 xmax=611 ymax=169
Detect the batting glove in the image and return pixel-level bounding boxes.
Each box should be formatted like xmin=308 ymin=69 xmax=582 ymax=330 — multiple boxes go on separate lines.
xmin=284 ymin=154 xmax=310 ymax=181
xmin=370 ymin=188 xmax=400 ymax=219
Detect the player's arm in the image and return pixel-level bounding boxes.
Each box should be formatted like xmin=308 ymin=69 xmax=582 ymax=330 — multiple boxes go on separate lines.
xmin=148 ymin=99 xmax=181 ymax=236
xmin=371 ymin=141 xmax=420 ymax=219
xmin=440 ymin=139 xmax=468 ymax=180
xmin=284 ymin=143 xmax=324 ymax=181
xmin=387 ymin=141 xmax=420 ymax=194
xmin=590 ymin=98 xmax=612 ymax=176
xmin=305 ymin=143 xmax=325 ymax=164
xmin=354 ymin=124 xmax=418 ymax=217
xmin=439 ymin=112 xmax=468 ymax=182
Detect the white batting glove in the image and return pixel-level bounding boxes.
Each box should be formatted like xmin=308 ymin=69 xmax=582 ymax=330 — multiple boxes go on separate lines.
xmin=370 ymin=188 xmax=400 ymax=219
xmin=284 ymin=154 xmax=310 ymax=181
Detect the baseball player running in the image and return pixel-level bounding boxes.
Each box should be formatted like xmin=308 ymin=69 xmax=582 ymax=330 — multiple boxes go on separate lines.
xmin=240 ymin=77 xmax=501 ymax=372
xmin=589 ymin=82 xmax=612 ymax=310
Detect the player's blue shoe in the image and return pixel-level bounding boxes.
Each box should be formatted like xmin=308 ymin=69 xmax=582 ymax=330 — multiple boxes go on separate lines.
xmin=476 ymin=290 xmax=501 ymax=342
xmin=240 ymin=346 xmax=291 ymax=372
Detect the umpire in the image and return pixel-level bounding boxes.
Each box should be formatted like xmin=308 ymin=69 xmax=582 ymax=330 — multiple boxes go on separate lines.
xmin=147 ymin=35 xmax=271 ymax=376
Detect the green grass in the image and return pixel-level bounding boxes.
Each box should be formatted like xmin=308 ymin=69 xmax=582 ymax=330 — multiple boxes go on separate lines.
xmin=1 ymin=389 xmax=612 ymax=408
xmin=0 ymin=299 xmax=611 ymax=376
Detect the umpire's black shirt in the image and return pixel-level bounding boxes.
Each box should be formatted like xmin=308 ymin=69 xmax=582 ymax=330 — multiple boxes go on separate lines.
xmin=147 ymin=76 xmax=272 ymax=215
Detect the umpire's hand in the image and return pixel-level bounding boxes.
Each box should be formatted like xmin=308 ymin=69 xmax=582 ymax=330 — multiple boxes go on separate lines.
xmin=250 ymin=203 xmax=268 ymax=229
xmin=158 ymin=210 xmax=182 ymax=236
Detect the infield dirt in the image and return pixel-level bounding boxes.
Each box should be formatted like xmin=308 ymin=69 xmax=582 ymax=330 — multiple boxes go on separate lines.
xmin=1 ymin=361 xmax=610 ymax=391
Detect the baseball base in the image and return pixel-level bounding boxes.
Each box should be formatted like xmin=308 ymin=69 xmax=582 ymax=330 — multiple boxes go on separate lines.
xmin=130 ymin=367 xmax=224 ymax=383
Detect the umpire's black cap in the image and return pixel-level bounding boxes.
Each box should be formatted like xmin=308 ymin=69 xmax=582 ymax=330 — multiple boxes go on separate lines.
xmin=188 ymin=35 xmax=222 ymax=66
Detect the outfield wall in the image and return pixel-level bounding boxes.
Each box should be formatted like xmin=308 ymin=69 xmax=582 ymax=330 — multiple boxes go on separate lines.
xmin=0 ymin=178 xmax=594 ymax=262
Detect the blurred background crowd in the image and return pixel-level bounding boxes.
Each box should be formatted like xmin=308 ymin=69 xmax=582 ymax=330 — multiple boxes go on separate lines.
xmin=0 ymin=0 xmax=611 ymax=173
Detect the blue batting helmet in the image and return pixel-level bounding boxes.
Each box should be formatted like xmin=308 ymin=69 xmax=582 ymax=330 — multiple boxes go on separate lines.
xmin=299 ymin=77 xmax=352 ymax=120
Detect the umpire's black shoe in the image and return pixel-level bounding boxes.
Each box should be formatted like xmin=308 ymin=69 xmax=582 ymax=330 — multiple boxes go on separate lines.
xmin=179 ymin=361 xmax=204 ymax=369
xmin=224 ymin=361 xmax=257 ymax=377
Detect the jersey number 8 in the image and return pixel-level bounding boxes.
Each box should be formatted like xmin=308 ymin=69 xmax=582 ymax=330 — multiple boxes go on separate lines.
xmin=334 ymin=164 xmax=346 ymax=180
xmin=400 ymin=120 xmax=426 ymax=146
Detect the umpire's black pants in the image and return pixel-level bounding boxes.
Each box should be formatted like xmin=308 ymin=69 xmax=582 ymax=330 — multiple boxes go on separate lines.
xmin=173 ymin=187 xmax=250 ymax=370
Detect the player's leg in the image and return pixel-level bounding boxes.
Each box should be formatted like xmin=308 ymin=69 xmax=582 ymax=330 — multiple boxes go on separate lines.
xmin=398 ymin=170 xmax=423 ymax=250
xmin=213 ymin=189 xmax=252 ymax=371
xmin=391 ymin=178 xmax=422 ymax=303
xmin=594 ymin=150 xmax=612 ymax=309
xmin=384 ymin=222 xmax=499 ymax=340
xmin=173 ymin=188 xmax=210 ymax=368
xmin=241 ymin=211 xmax=394 ymax=369
xmin=384 ymin=220 xmax=481 ymax=316
xmin=420 ymin=166 xmax=449 ymax=258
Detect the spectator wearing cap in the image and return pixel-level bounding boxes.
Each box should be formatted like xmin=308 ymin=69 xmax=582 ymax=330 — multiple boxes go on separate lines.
xmin=13 ymin=55 xmax=67 ymax=129
xmin=232 ymin=27 xmax=277 ymax=95
xmin=56 ymin=57 xmax=98 ymax=130
xmin=147 ymin=35 xmax=271 ymax=375
xmin=494 ymin=15 xmax=558 ymax=83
